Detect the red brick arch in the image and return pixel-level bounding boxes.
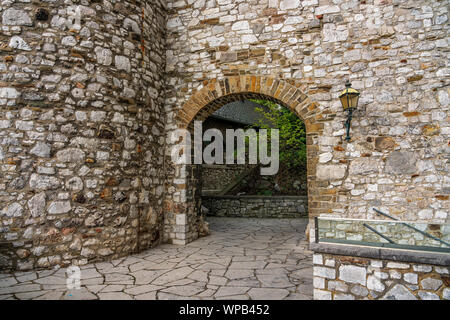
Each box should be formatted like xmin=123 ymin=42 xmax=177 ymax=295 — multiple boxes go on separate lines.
xmin=175 ymin=75 xmax=333 ymax=238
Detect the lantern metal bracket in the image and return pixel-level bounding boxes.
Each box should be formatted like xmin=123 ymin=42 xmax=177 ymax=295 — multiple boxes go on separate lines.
xmin=345 ymin=107 xmax=354 ymax=142
xmin=339 ymin=80 xmax=360 ymax=142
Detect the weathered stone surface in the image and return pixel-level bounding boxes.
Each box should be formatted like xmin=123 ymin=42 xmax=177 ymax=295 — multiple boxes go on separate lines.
xmin=314 ymin=267 xmax=335 ymax=279
xmin=351 ymin=285 xmax=369 ymax=297
xmin=338 ymin=265 xmax=366 ymax=286
xmin=315 ymin=5 xmax=340 ymax=15
xmin=29 ymin=174 xmax=61 ymax=190
xmin=334 ymin=293 xmax=355 ymax=300
xmin=443 ymin=288 xmax=450 ymax=300
xmin=413 ymin=265 xmax=432 ymax=273
xmin=367 ymin=275 xmax=385 ymax=292
xmin=61 ymin=36 xmax=77 ymax=46
xmin=315 ymin=254 xmax=449 ymax=300
xmin=124 ymin=18 xmax=141 ymax=34
xmin=47 ymin=201 xmax=71 ymax=215
xmin=9 ymin=36 xmax=32 ymax=51
xmin=66 ymin=177 xmax=83 ymax=191
xmin=1 ymin=203 xmax=23 ymax=218
xmin=56 ymin=148 xmax=85 ymax=163
xmin=115 ymin=56 xmax=131 ymax=72
xmin=375 ymin=137 xmax=396 ymax=152
xmin=404 ymin=273 xmax=418 ymax=285
xmin=30 ymin=142 xmax=51 ymax=158
xmin=386 ymin=262 xmax=409 ymax=269
xmin=327 ymin=280 xmax=347 ymax=292
xmin=422 ymin=124 xmax=440 ymax=136
xmin=2 ymin=8 xmax=32 ymax=26
xmin=316 ymin=165 xmax=347 ymax=181
xmin=28 ymin=193 xmax=46 ymax=218
xmin=8 ymin=177 xmax=26 ymax=190
xmin=420 ymin=277 xmax=443 ymax=291
xmin=152 ymin=267 xmax=194 ymax=285
xmin=0 ymin=88 xmax=20 ymax=99
xmin=349 ymin=159 xmax=379 ymax=175
xmin=280 ymin=0 xmax=300 ymax=10
xmin=314 ymin=289 xmax=331 ymax=300
xmin=319 ymin=152 xmax=333 ymax=163
xmin=418 ymin=291 xmax=439 ymax=300
xmin=381 ymin=284 xmax=417 ymax=300
xmin=94 ymin=47 xmax=113 ymax=66
xmin=97 ymin=292 xmax=132 ymax=300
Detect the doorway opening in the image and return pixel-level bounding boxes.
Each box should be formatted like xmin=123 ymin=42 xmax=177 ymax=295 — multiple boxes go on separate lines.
xmin=163 ymin=76 xmax=328 ymax=299
xmin=166 ymin=76 xmax=329 ymax=248
xmin=200 ymin=98 xmax=308 ymax=218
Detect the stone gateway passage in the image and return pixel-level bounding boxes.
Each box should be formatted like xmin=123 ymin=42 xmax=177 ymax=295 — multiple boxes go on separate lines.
xmin=0 ymin=0 xmax=449 ymax=300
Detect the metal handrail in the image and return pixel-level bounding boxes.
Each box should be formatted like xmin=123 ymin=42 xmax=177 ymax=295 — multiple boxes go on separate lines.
xmin=373 ymin=208 xmax=450 ymax=248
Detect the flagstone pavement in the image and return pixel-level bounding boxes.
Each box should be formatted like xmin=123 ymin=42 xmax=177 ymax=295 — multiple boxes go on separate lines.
xmin=0 ymin=217 xmax=313 ymax=300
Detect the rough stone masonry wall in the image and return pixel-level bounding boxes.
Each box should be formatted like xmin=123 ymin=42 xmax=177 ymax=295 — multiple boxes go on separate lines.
xmin=0 ymin=0 xmax=167 ymax=271
xmin=167 ymin=0 xmax=449 ymax=220
xmin=164 ymin=0 xmax=449 ymax=242
xmin=203 ymin=195 xmax=308 ymax=218
xmin=313 ymin=253 xmax=449 ymax=300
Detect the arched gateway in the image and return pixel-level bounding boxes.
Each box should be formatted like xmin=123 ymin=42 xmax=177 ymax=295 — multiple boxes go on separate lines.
xmin=164 ymin=75 xmax=334 ymax=245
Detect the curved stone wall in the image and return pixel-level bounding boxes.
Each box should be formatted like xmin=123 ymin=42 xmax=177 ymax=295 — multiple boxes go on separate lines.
xmin=0 ymin=1 xmax=167 ymax=270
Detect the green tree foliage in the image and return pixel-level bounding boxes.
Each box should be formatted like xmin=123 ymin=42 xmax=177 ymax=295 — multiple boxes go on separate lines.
xmin=251 ymin=99 xmax=307 ymax=169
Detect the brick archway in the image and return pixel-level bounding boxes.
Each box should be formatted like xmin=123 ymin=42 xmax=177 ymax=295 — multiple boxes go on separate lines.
xmin=168 ymin=75 xmax=331 ymax=244
xmin=177 ymin=76 xmax=322 ymax=133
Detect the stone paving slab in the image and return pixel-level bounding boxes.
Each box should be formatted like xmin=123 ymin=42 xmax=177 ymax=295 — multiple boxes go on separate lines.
xmin=0 ymin=218 xmax=313 ymax=300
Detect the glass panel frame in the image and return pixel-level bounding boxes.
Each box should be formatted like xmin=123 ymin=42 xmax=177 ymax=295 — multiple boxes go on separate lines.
xmin=315 ymin=217 xmax=450 ymax=254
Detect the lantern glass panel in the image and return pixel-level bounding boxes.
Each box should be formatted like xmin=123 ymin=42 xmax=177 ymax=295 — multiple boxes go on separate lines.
xmin=348 ymin=93 xmax=360 ymax=109
xmin=340 ymin=95 xmax=350 ymax=110
xmin=339 ymin=87 xmax=360 ymax=111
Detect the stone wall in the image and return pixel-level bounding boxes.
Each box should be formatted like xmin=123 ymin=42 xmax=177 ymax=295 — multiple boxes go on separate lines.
xmin=0 ymin=1 xmax=167 ymax=270
xmin=164 ymin=0 xmax=449 ymax=243
xmin=202 ymin=164 xmax=250 ymax=193
xmin=313 ymin=253 xmax=449 ymax=300
xmin=203 ymin=195 xmax=308 ymax=218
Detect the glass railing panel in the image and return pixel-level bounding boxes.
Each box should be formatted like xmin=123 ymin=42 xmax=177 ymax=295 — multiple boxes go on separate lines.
xmin=316 ymin=217 xmax=450 ymax=254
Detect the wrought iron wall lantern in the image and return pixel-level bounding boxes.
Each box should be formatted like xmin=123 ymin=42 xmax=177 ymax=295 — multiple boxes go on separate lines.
xmin=339 ymin=80 xmax=360 ymax=142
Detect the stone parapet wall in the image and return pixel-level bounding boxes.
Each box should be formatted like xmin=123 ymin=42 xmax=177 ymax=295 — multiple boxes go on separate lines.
xmin=313 ymin=252 xmax=449 ymax=300
xmin=0 ymin=1 xmax=167 ymax=271
xmin=202 ymin=195 xmax=308 ymax=218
